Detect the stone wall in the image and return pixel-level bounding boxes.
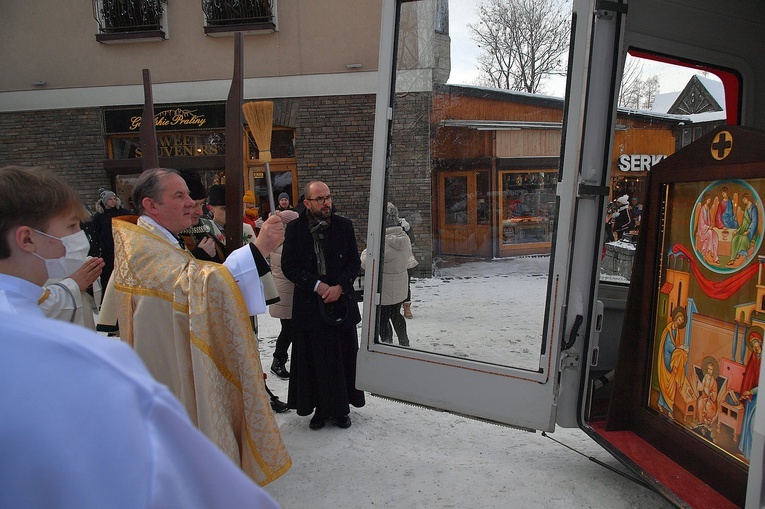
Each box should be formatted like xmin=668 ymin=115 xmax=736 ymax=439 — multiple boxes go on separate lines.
xmin=293 ymin=92 xmax=433 ymax=277
xmin=387 ymin=92 xmax=433 ymax=277
xmin=0 ymin=108 xmax=110 ymax=211
xmin=0 ymin=93 xmax=434 ymax=276
xmin=601 ymin=241 xmax=636 ymax=280
xmin=293 ymin=94 xmax=375 ymax=251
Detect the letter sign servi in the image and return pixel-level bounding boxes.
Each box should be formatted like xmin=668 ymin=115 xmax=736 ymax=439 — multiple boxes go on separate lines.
xmin=618 ymin=154 xmax=667 ymax=172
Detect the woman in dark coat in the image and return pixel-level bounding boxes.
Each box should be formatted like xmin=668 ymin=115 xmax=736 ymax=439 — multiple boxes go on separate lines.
xmin=89 ymin=189 xmax=130 ymax=291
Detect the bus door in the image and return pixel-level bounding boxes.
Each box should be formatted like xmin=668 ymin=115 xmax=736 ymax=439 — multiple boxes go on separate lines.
xmin=357 ymin=0 xmax=620 ymax=433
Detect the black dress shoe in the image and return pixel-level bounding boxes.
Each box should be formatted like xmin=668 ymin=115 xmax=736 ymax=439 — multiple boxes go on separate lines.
xmin=309 ymin=413 xmax=325 ymax=430
xmin=270 ymin=359 xmax=290 ymax=379
xmin=270 ymin=398 xmax=289 ymax=413
xmin=335 ymin=415 xmax=352 ymax=429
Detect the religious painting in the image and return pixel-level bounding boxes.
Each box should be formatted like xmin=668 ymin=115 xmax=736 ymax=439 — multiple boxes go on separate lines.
xmin=649 ymin=176 xmax=764 ymax=466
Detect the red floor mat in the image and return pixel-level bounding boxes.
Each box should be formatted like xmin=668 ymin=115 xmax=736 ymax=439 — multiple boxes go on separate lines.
xmin=589 ymin=421 xmax=739 ymax=508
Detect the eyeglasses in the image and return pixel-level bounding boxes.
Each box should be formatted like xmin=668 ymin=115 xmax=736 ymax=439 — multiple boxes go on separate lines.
xmin=306 ymin=195 xmax=333 ymax=205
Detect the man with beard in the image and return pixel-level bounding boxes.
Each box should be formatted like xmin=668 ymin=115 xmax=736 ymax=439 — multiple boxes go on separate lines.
xmin=281 ymin=181 xmax=365 ymax=429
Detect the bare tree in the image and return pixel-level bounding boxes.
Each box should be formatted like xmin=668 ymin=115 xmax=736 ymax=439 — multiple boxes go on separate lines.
xmin=618 ymin=56 xmax=660 ymax=110
xmin=469 ymin=0 xmax=570 ymax=93
xmin=642 ymin=75 xmax=660 ymax=109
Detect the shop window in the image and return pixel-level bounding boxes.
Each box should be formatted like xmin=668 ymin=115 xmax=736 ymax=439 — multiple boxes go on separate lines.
xmin=476 ymin=171 xmax=489 ymax=225
xmin=108 ymin=132 xmax=226 ymax=159
xmin=443 ymin=176 xmax=468 ymax=225
xmin=250 ymin=167 xmax=296 ymax=217
xmin=500 ymin=170 xmax=556 ymax=247
xmin=247 ymin=128 xmax=295 ymax=160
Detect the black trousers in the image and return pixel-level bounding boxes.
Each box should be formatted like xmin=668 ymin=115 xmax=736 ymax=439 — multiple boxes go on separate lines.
xmin=379 ymin=303 xmax=409 ymax=346
xmin=273 ymin=318 xmax=293 ymax=361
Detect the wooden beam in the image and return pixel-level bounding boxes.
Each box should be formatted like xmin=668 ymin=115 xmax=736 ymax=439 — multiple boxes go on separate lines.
xmin=224 ymin=33 xmax=244 ymax=256
xmin=140 ymin=69 xmax=159 ymax=171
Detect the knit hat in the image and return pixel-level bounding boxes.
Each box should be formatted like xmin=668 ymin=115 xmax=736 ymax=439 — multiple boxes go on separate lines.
xmin=616 ymin=194 xmax=629 ymax=205
xmin=99 ymin=188 xmax=116 ymax=203
xmin=278 ymin=192 xmax=290 ymax=202
xmin=208 ymin=184 xmax=226 ymax=206
xmin=279 ymin=210 xmax=300 ymax=224
xmin=243 ymin=190 xmax=256 ymax=204
xmin=178 ymin=170 xmax=207 ymax=200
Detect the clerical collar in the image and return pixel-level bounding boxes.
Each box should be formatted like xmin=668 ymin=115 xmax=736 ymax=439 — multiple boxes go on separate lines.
xmin=139 ymin=215 xmax=185 ymax=248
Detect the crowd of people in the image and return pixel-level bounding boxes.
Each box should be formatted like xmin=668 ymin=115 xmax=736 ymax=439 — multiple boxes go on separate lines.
xmin=0 ymin=164 xmax=420 ymax=507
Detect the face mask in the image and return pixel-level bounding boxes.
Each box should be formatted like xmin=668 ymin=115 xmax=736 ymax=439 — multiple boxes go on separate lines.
xmin=31 ymin=229 xmax=90 ymax=280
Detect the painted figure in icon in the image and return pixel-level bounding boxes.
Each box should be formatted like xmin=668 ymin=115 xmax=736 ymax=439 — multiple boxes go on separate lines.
xmin=728 ymin=193 xmax=759 ymax=266
xmin=695 ymin=194 xmax=720 ymax=265
xmin=695 ymin=357 xmax=720 ymax=426
xmin=715 ymin=186 xmax=738 ymax=229
xmin=657 ymin=306 xmax=689 ymax=417
xmin=738 ymin=332 xmax=761 ymax=460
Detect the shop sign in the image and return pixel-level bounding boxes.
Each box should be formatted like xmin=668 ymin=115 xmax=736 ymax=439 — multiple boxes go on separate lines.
xmin=104 ymin=102 xmax=226 ymax=135
xmin=617 ymin=154 xmax=667 ymax=172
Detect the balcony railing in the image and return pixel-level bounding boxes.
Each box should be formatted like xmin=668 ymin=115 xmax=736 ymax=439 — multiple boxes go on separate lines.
xmin=202 ymin=0 xmax=276 ymax=35
xmin=93 ymin=0 xmax=167 ymax=42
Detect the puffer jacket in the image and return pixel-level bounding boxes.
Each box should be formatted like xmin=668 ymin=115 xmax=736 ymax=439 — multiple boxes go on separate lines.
xmin=373 ymin=226 xmax=417 ymax=305
xmin=268 ymin=243 xmax=294 ymax=319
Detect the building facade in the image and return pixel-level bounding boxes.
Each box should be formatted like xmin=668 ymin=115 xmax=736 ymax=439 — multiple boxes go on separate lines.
xmin=0 ymin=0 xmax=451 ymax=277
xmin=2 ymin=1 xmax=723 ymax=272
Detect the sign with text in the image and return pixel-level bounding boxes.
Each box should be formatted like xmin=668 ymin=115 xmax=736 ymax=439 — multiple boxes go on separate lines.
xmin=617 ymin=154 xmax=668 ymax=172
xmin=104 ymin=102 xmax=226 ymax=135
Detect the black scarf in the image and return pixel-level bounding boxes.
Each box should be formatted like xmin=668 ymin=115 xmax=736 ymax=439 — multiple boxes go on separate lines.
xmin=309 ymin=219 xmax=330 ymax=276
xmin=308 ymin=217 xmax=348 ymax=326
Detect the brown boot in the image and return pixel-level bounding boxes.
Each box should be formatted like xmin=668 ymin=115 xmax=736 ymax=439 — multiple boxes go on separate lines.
xmin=403 ymin=301 xmax=413 ymax=319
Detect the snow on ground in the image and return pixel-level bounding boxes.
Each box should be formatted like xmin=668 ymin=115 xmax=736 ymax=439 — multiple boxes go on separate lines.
xmin=406 ymin=256 xmax=549 ymax=371
xmin=256 ymin=257 xmax=672 ymax=508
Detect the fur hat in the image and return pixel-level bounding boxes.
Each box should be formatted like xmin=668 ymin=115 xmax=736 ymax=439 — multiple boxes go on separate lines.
xmin=278 ymin=192 xmax=290 ymax=202
xmin=243 ymin=190 xmax=256 ymax=204
xmin=208 ymin=184 xmax=226 ymax=206
xmin=178 ymin=170 xmax=206 ymax=200
xmin=385 ymin=202 xmax=400 ymax=227
xmin=99 ymin=188 xmax=116 ymax=203
xmin=616 ymin=194 xmax=629 ymax=205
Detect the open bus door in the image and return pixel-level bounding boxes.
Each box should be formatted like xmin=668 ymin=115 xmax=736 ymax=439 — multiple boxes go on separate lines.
xmin=357 ymin=0 xmax=618 ymax=442
xmin=357 ymin=0 xmax=765 ymax=507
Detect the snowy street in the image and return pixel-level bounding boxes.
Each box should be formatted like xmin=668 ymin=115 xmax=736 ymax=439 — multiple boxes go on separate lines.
xmin=256 ymin=257 xmax=673 ymax=508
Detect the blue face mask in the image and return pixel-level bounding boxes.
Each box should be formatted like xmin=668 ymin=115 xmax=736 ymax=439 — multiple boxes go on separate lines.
xmin=31 ymin=229 xmax=90 ymax=280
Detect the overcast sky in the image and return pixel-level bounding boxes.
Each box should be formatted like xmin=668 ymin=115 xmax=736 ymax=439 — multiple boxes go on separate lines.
xmin=445 ymin=2 xmax=717 ymax=98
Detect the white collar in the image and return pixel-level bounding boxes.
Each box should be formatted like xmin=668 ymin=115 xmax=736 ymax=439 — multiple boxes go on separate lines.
xmin=139 ymin=216 xmax=183 ymax=247
xmin=0 ymin=273 xmax=46 ymax=316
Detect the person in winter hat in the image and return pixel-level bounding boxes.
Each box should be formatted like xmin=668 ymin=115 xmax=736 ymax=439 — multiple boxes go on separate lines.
xmin=611 ymin=194 xmax=634 ymax=240
xmin=361 ymin=203 xmax=417 ymax=345
xmin=177 ymin=170 xmax=226 ymax=263
xmin=277 ymin=192 xmax=293 ymax=212
xmin=268 ymin=209 xmax=301 ymax=379
xmin=243 ymin=190 xmax=259 ymax=227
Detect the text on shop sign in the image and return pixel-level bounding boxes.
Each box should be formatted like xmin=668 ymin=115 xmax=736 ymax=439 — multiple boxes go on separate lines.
xmin=618 ymin=154 xmax=667 ymax=172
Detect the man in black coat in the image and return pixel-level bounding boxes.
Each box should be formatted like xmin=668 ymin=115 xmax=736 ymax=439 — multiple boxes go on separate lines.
xmin=281 ymin=180 xmax=365 ymax=430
